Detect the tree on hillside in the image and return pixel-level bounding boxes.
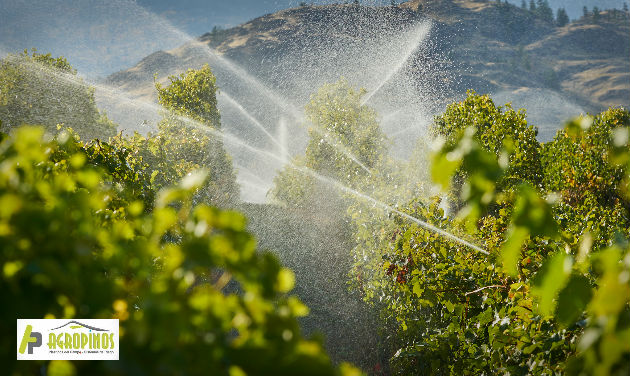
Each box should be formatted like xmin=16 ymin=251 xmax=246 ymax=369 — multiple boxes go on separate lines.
xmin=529 ymin=0 xmax=536 ymax=11
xmin=556 ymin=7 xmax=569 ymax=26
xmin=583 ymin=5 xmax=589 ymax=18
xmin=593 ymin=6 xmax=601 ymax=22
xmin=624 ymin=2 xmax=629 ymax=12
xmin=0 ymin=50 xmax=117 ymax=142
xmin=521 ymin=0 xmax=527 ymax=9
xmin=155 ymin=65 xmax=239 ymax=205
xmin=534 ymin=0 xmax=554 ymax=22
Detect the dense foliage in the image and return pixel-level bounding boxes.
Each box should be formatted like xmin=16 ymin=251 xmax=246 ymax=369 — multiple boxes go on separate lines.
xmin=0 ymin=50 xmax=117 ymax=141
xmin=542 ymin=109 xmax=630 ymax=249
xmin=351 ymin=93 xmax=630 ymax=375
xmin=116 ymin=65 xmax=239 ymax=207
xmin=431 ymin=91 xmax=542 ymax=193
xmin=0 ymin=54 xmax=357 ymax=375
xmin=2 ymin=45 xmax=629 ymax=375
xmin=0 ymin=126 xmax=358 ymax=376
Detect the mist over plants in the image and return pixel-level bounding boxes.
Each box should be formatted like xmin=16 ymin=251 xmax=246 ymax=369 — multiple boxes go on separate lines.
xmin=1 ymin=1 xmax=629 ymax=375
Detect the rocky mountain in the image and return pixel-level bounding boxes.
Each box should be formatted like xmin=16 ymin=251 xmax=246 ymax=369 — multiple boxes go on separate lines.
xmin=105 ymin=0 xmax=629 ymax=142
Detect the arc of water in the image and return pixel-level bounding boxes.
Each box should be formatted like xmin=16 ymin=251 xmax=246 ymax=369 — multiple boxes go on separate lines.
xmin=236 ymin=178 xmax=271 ymax=193
xmin=233 ymin=163 xmax=269 ymax=185
xmin=222 ymin=129 xmax=488 ymax=255
xmin=381 ymin=108 xmax=404 ymax=122
xmin=11 ymin=56 xmax=487 ymax=255
xmin=308 ymin=125 xmax=373 ymax=175
xmin=188 ymin=40 xmax=304 ymax=121
xmin=389 ymin=124 xmax=421 ymax=138
xmin=219 ymin=91 xmax=289 ymax=157
xmin=118 ymin=0 xmax=375 ymax=177
xmin=277 ymin=117 xmax=289 ymax=164
xmin=220 ymin=89 xmax=370 ymax=175
xmin=361 ymin=21 xmax=432 ymax=105
xmin=152 ymin=111 xmax=486 ymax=255
xmin=111 ymin=0 xmax=303 ymax=123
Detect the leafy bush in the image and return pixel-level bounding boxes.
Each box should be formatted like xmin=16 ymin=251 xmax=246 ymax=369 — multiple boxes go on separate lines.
xmin=542 ymin=110 xmax=630 ymax=249
xmin=431 ymin=91 xmax=542 ymax=193
xmin=0 ymin=126 xmax=359 ymax=376
xmin=352 ymin=94 xmax=630 ymax=374
xmin=112 ymin=64 xmax=239 ymax=207
xmin=270 ymin=78 xmax=388 ymax=209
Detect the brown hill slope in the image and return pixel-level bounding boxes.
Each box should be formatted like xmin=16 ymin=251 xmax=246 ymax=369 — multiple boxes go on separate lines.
xmin=105 ymin=0 xmax=629 ymax=140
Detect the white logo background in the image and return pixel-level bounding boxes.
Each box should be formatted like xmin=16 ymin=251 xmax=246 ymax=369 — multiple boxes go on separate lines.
xmin=17 ymin=319 xmax=119 ymax=360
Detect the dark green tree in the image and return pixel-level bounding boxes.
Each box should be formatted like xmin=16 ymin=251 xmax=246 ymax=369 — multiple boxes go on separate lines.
xmin=556 ymin=7 xmax=570 ymax=26
xmin=593 ymin=6 xmax=601 ymax=22
xmin=535 ymin=0 xmax=554 ymax=22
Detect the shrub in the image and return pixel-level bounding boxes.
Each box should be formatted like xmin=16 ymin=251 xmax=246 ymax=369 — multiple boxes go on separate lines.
xmin=354 ymin=98 xmax=630 ymax=374
xmin=112 ymin=65 xmax=239 ymax=207
xmin=270 ymin=78 xmax=388 ymax=209
xmin=431 ymin=91 xmax=543 ymax=193
xmin=0 ymin=126 xmax=358 ymax=376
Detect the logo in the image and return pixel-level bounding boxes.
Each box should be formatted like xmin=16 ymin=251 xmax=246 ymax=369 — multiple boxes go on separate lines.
xmin=18 ymin=325 xmax=42 ymax=354
xmin=17 ymin=319 xmax=119 ymax=360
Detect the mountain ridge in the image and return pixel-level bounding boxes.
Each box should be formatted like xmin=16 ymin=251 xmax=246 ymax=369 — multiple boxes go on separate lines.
xmin=105 ymin=0 xmax=629 ymax=140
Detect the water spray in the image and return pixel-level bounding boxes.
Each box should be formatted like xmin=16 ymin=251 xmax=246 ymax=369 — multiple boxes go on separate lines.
xmin=219 ymin=91 xmax=290 ymax=156
xmin=361 ymin=22 xmax=432 ymax=105
xmin=4 ymin=33 xmax=487 ymax=255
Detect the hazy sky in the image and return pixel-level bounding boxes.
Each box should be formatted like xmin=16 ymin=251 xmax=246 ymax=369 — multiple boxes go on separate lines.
xmin=0 ymin=0 xmax=626 ymax=78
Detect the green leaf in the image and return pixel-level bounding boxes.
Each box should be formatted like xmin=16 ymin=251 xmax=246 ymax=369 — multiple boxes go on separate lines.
xmin=431 ymin=150 xmax=461 ymax=190
xmin=500 ymin=226 xmax=529 ymax=276
xmin=412 ymin=281 xmax=424 ymax=297
xmin=532 ymin=252 xmax=573 ymax=315
xmin=180 ymin=169 xmax=208 ymax=190
xmin=277 ymin=268 xmax=295 ymax=293
xmin=555 ymin=274 xmax=592 ymax=327
xmin=444 ymin=301 xmax=455 ymax=313
xmin=512 ymin=184 xmax=557 ymax=238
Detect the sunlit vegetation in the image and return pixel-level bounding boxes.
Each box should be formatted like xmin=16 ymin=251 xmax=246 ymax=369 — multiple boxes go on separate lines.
xmin=1 ymin=50 xmax=629 ymax=376
xmin=0 ymin=55 xmax=359 ymax=376
xmin=351 ymin=93 xmax=630 ymax=375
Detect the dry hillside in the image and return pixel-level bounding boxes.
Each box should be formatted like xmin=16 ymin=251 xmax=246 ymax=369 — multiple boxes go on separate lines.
xmin=105 ymin=0 xmax=629 ymax=139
